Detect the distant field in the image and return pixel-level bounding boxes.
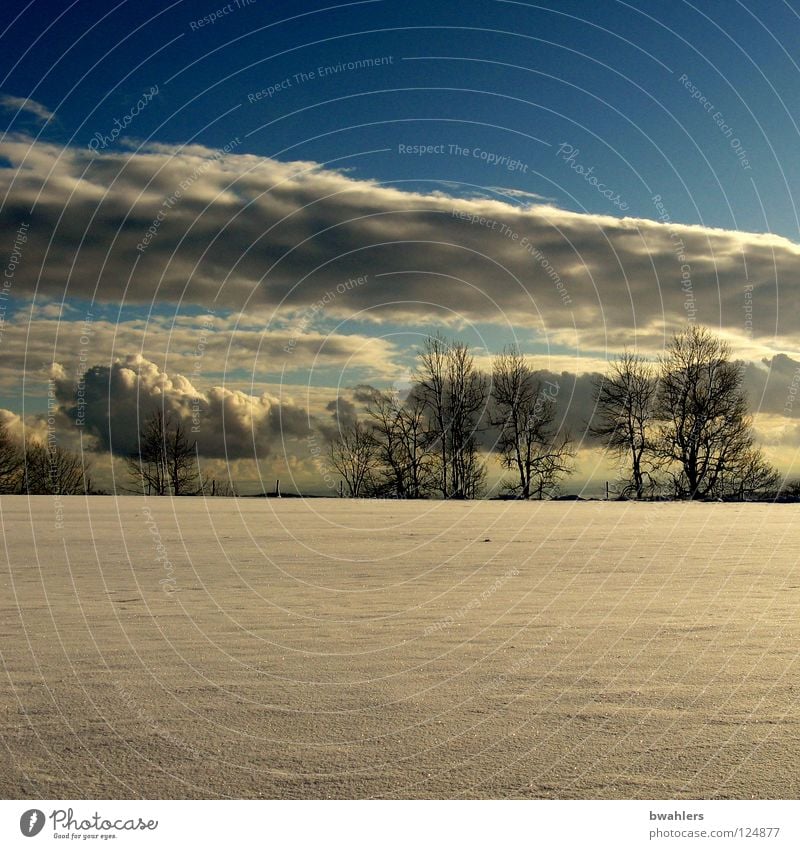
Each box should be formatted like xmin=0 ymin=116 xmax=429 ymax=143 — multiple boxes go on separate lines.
xmin=1 ymin=496 xmax=798 ymax=799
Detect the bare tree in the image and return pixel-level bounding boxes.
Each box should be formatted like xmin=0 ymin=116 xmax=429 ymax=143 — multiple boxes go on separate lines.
xmin=365 ymin=389 xmax=435 ymax=498
xmin=327 ymin=418 xmax=379 ymax=497
xmin=458 ymin=434 xmax=488 ymax=499
xmin=200 ymin=477 xmax=239 ymax=497
xmin=779 ymin=479 xmax=800 ymax=501
xmin=126 ymin=409 xmax=200 ymax=495
xmin=393 ymin=390 xmax=437 ymax=498
xmin=716 ymin=447 xmax=779 ymax=501
xmin=529 ymin=436 xmax=575 ymax=499
xmin=21 ymin=440 xmax=89 ymax=495
xmin=416 ymin=334 xmax=450 ymax=497
xmin=491 ymin=347 xmax=574 ymax=499
xmin=590 ymin=350 xmax=657 ymax=499
xmin=417 ymin=336 xmax=488 ymax=499
xmin=446 ymin=341 xmax=488 ymax=499
xmin=0 ymin=421 xmax=23 ymax=493
xmin=655 ymin=326 xmax=757 ymax=500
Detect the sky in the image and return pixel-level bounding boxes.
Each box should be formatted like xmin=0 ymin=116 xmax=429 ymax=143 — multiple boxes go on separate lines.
xmin=2 ymin=0 xmax=800 ymax=493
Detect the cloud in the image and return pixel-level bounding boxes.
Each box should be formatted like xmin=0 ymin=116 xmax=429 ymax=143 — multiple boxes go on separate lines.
xmin=0 ymin=407 xmax=51 ymax=445
xmin=0 ymin=95 xmax=54 ymax=124
xmin=23 ymin=348 xmax=800 ymax=493
xmin=742 ymin=353 xmax=800 ymax=419
xmin=3 ymin=135 xmax=800 ymax=357
xmin=0 ymin=307 xmax=402 ymax=398
xmin=51 ymin=354 xmax=314 ymax=460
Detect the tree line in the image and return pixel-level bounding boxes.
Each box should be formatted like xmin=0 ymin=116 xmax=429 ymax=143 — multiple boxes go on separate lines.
xmin=0 ymin=325 xmax=788 ymax=501
xmin=328 ymin=326 xmax=785 ymax=501
xmin=122 ymin=409 xmax=236 ymax=496
xmin=327 ymin=335 xmax=575 ymax=499
xmin=0 ymin=410 xmax=235 ymax=497
xmin=592 ymin=325 xmax=778 ymax=500
xmin=0 ymin=424 xmax=94 ymax=495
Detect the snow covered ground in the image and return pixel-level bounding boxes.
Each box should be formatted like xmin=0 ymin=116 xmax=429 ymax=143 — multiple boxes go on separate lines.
xmin=2 ymin=496 xmax=798 ymax=798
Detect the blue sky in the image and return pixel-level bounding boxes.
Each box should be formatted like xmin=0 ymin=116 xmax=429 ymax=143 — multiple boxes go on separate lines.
xmin=4 ymin=0 xmax=800 ymax=235
xmin=2 ymin=0 xmax=800 ymax=490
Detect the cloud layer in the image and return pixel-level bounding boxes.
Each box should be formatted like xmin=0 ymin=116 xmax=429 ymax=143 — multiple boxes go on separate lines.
xmin=3 ymin=134 xmax=799 ymax=354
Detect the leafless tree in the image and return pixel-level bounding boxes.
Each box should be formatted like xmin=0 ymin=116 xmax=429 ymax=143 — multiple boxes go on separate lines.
xmin=590 ymin=350 xmax=657 ymax=499
xmin=779 ymin=479 xmax=800 ymax=501
xmin=0 ymin=421 xmax=23 ymax=493
xmin=446 ymin=342 xmax=488 ymax=499
xmin=655 ymin=326 xmax=758 ymax=500
xmin=715 ymin=447 xmax=779 ymax=500
xmin=327 ymin=418 xmax=379 ymax=497
xmin=365 ymin=388 xmax=435 ymax=498
xmin=457 ymin=434 xmax=488 ymax=499
xmin=491 ymin=347 xmax=574 ymax=499
xmin=126 ymin=409 xmax=200 ymax=495
xmin=200 ymin=477 xmax=239 ymax=497
xmin=416 ymin=335 xmax=488 ymax=499
xmin=21 ymin=440 xmax=89 ymax=495
xmin=416 ymin=334 xmax=450 ymax=497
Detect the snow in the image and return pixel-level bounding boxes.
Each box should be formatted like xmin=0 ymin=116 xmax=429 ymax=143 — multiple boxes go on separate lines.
xmin=2 ymin=496 xmax=798 ymax=798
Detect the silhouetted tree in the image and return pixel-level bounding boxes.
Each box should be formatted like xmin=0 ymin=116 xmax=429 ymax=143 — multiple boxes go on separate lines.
xmin=21 ymin=440 xmax=89 ymax=495
xmin=416 ymin=334 xmax=450 ymax=497
xmin=491 ymin=347 xmax=574 ymax=498
xmin=126 ymin=409 xmax=200 ymax=495
xmin=327 ymin=418 xmax=378 ymax=497
xmin=0 ymin=421 xmax=23 ymax=493
xmin=445 ymin=341 xmax=488 ymax=498
xmin=591 ymin=350 xmax=657 ymax=499
xmin=655 ymin=326 xmax=759 ymax=500
xmin=365 ymin=388 xmax=435 ymax=498
xmin=715 ymin=447 xmax=779 ymax=500
xmin=417 ymin=335 xmax=487 ymax=499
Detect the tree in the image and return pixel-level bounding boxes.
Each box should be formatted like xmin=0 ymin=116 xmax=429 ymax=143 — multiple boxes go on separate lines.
xmin=457 ymin=434 xmax=488 ymax=499
xmin=715 ymin=447 xmax=779 ymax=501
xmin=416 ymin=334 xmax=450 ymax=497
xmin=21 ymin=440 xmax=89 ymax=495
xmin=365 ymin=388 xmax=435 ymax=498
xmin=416 ymin=335 xmax=488 ymax=499
xmin=0 ymin=421 xmax=23 ymax=493
xmin=327 ymin=418 xmax=379 ymax=497
xmin=590 ymin=350 xmax=657 ymax=499
xmin=200 ymin=477 xmax=238 ymax=497
xmin=446 ymin=341 xmax=488 ymax=499
xmin=655 ymin=326 xmax=758 ymax=500
xmin=491 ymin=347 xmax=575 ymax=498
xmin=125 ymin=409 xmax=200 ymax=495
xmin=779 ymin=479 xmax=800 ymax=501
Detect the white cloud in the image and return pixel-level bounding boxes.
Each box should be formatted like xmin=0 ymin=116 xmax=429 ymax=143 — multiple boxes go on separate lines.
xmin=0 ymin=95 xmax=54 ymax=123
xmin=1 ymin=135 xmax=799 ymax=357
xmin=51 ymin=353 xmax=314 ymax=461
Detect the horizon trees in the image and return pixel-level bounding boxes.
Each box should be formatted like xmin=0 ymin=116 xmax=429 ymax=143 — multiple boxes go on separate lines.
xmin=20 ymin=441 xmax=90 ymax=495
xmin=125 ymin=409 xmax=201 ymax=496
xmin=491 ymin=347 xmax=574 ymax=499
xmin=326 ymin=418 xmax=379 ymax=497
xmin=590 ymin=351 xmax=657 ymax=499
xmin=416 ymin=336 xmax=487 ymax=499
xmin=325 ymin=326 xmax=778 ymax=501
xmin=655 ymin=326 xmax=771 ymax=499
xmin=2 ymin=421 xmax=91 ymax=495
xmin=324 ymin=337 xmax=574 ymax=500
xmin=365 ymin=388 xmax=436 ymax=498
xmin=594 ymin=326 xmax=778 ymax=501
xmin=0 ymin=421 xmax=23 ymax=493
